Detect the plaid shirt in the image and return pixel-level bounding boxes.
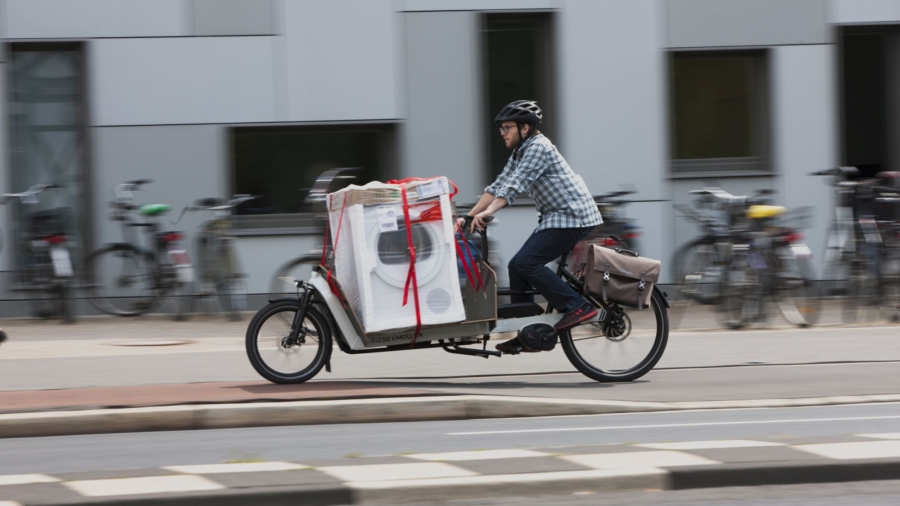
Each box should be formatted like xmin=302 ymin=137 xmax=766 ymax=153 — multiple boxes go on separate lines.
xmin=485 ymin=134 xmax=603 ymax=231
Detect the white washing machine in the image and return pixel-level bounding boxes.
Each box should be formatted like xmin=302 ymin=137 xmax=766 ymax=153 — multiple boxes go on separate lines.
xmin=338 ymin=194 xmax=466 ymax=333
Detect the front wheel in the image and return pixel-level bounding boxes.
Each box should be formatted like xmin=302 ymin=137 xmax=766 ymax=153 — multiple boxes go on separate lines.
xmin=246 ymin=299 xmax=332 ymax=384
xmin=560 ymin=290 xmax=668 ymax=382
xmin=84 ymin=244 xmax=159 ymax=316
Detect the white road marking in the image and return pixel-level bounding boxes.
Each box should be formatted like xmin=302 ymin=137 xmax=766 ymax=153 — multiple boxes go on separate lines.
xmin=795 ymin=441 xmax=900 ymax=460
xmin=858 ymin=433 xmax=900 ymax=440
xmin=0 ymin=502 xmax=24 ymax=506
xmin=448 ymin=415 xmax=900 ymax=435
xmin=163 ymin=462 xmax=307 ymax=474
xmin=0 ymin=474 xmax=59 ymax=486
xmin=637 ymin=439 xmax=784 ymax=450
xmin=563 ymin=451 xmax=719 ymax=469
xmin=64 ymin=475 xmax=222 ymax=497
xmin=319 ymin=462 xmax=476 ymax=482
xmin=406 ymin=449 xmax=547 ymax=461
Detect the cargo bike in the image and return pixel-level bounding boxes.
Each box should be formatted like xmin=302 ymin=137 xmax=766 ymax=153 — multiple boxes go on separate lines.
xmin=245 ymin=180 xmax=669 ymax=384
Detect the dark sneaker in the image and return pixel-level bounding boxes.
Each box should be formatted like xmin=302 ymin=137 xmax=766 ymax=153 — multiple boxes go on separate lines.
xmin=554 ymin=304 xmax=598 ymax=330
xmin=0 ymin=330 xmax=6 ymax=345
xmin=495 ymin=337 xmax=537 ymax=353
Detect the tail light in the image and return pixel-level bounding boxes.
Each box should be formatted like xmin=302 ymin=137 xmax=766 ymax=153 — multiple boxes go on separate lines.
xmin=600 ymin=237 xmax=620 ymax=247
xmin=623 ymin=232 xmax=641 ymax=240
xmin=163 ymin=232 xmax=184 ymax=243
xmin=783 ymin=231 xmax=803 ymax=244
xmin=47 ymin=234 xmax=67 ymax=245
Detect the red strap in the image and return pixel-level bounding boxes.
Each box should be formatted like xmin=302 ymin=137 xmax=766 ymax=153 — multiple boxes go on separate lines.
xmin=454 ymin=230 xmax=478 ymax=292
xmin=320 ymin=220 xmax=329 ymax=267
xmin=325 ymin=194 xmax=348 ymax=304
xmin=457 ymin=226 xmax=485 ymax=292
xmin=398 ymin=184 xmax=423 ymax=346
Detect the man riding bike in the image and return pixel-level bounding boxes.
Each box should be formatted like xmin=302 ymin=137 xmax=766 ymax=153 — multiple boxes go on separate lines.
xmin=462 ymin=100 xmax=603 ymax=352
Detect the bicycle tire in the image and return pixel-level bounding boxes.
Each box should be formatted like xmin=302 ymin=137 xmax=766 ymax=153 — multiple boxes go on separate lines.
xmin=774 ymin=247 xmax=821 ymax=328
xmin=84 ymin=244 xmax=160 ymax=317
xmin=718 ymin=253 xmax=757 ymax=330
xmin=245 ymin=300 xmax=332 ymax=384
xmin=560 ymin=290 xmax=668 ymax=382
xmin=673 ymin=236 xmax=722 ymax=305
xmin=268 ymin=255 xmax=322 ymax=295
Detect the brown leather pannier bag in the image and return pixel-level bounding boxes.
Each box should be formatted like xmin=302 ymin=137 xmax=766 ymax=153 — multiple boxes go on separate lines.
xmin=584 ymin=244 xmax=661 ymax=309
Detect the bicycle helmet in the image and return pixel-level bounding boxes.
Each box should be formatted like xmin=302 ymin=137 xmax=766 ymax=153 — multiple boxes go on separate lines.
xmin=494 ymin=100 xmax=542 ymax=126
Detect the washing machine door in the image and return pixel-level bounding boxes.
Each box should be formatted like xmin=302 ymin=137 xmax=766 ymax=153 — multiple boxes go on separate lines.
xmin=369 ymin=220 xmax=446 ymax=288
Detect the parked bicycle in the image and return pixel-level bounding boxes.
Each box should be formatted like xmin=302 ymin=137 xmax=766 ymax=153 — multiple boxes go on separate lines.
xmin=716 ymin=201 xmax=820 ymax=329
xmin=1 ymin=184 xmax=76 ymax=323
xmin=813 ymin=167 xmax=900 ymax=323
xmin=84 ymin=180 xmax=195 ymax=320
xmin=673 ymin=187 xmax=776 ymax=305
xmin=174 ymin=195 xmax=256 ymax=320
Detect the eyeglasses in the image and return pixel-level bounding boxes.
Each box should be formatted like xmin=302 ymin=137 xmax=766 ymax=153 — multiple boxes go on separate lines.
xmin=499 ymin=125 xmax=517 ymax=134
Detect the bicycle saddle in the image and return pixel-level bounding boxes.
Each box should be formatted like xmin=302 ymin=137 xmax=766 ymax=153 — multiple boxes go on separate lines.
xmin=746 ymin=205 xmax=786 ymax=220
xmin=139 ymin=203 xmax=172 ymax=216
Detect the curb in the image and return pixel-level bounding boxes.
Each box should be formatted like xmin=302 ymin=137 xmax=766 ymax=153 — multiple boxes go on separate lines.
xmin=9 ymin=461 xmax=900 ymax=505
xmin=2 ymin=393 xmax=900 ymax=440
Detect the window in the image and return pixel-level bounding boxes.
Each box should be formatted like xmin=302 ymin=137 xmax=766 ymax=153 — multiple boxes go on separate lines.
xmin=230 ymin=123 xmax=396 ymax=232
xmin=669 ymin=50 xmax=770 ymax=176
xmin=484 ymin=13 xmax=556 ymax=183
xmin=8 ymin=42 xmax=90 ymax=265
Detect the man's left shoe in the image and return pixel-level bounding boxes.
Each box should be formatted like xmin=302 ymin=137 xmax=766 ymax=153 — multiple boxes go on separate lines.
xmin=554 ymin=304 xmax=598 ymax=330
xmin=0 ymin=330 xmax=6 ymax=345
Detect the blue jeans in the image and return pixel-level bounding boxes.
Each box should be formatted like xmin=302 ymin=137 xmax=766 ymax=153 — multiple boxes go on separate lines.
xmin=508 ymin=227 xmax=594 ymax=314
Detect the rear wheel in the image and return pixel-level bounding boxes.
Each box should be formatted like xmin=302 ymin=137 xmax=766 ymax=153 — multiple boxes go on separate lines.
xmin=774 ymin=246 xmax=821 ymax=327
xmin=718 ymin=254 xmax=758 ymax=330
xmin=560 ymin=290 xmax=668 ymax=382
xmin=85 ymin=244 xmax=159 ymax=316
xmin=674 ymin=237 xmax=723 ymax=304
xmin=245 ymin=300 xmax=332 ymax=384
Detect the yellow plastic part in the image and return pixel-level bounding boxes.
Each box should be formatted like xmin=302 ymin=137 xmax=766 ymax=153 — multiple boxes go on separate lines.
xmin=746 ymin=205 xmax=786 ymax=220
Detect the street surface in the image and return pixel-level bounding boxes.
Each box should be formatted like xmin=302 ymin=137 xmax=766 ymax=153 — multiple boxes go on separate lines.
xmin=2 ymin=402 xmax=899 ymax=474
xmin=397 ymin=481 xmax=900 ymax=506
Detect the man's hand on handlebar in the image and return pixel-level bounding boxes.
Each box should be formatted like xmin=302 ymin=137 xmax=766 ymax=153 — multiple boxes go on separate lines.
xmin=457 ymin=213 xmax=494 ymax=234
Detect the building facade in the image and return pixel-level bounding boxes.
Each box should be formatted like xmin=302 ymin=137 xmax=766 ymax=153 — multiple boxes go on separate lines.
xmin=1 ymin=0 xmax=897 ymax=313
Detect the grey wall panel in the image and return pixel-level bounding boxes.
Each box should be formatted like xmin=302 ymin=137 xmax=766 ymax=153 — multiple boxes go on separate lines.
xmin=559 ymin=0 xmax=667 ymax=202
xmin=833 ymin=0 xmax=900 ymax=24
xmin=772 ymin=45 xmax=837 ymax=277
xmin=91 ymin=126 xmax=227 ymax=255
xmin=90 ymin=37 xmax=276 ymax=126
xmin=284 ymin=0 xmax=400 ymax=121
xmin=402 ymin=12 xmax=483 ymax=202
xmin=668 ymin=0 xmax=829 ymax=48
xmin=401 ymin=0 xmax=561 ymax=11
xmin=6 ymin=0 xmax=186 ymax=39
xmin=192 ymin=0 xmax=274 ymax=36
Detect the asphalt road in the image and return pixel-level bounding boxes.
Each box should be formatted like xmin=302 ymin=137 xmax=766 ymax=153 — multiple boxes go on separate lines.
xmin=395 ymin=481 xmax=900 ymax=506
xmin=2 ymin=402 xmax=899 ymax=475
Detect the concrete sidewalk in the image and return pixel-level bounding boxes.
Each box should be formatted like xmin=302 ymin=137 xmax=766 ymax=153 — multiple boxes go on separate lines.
xmin=2 ymin=436 xmax=900 ymax=505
